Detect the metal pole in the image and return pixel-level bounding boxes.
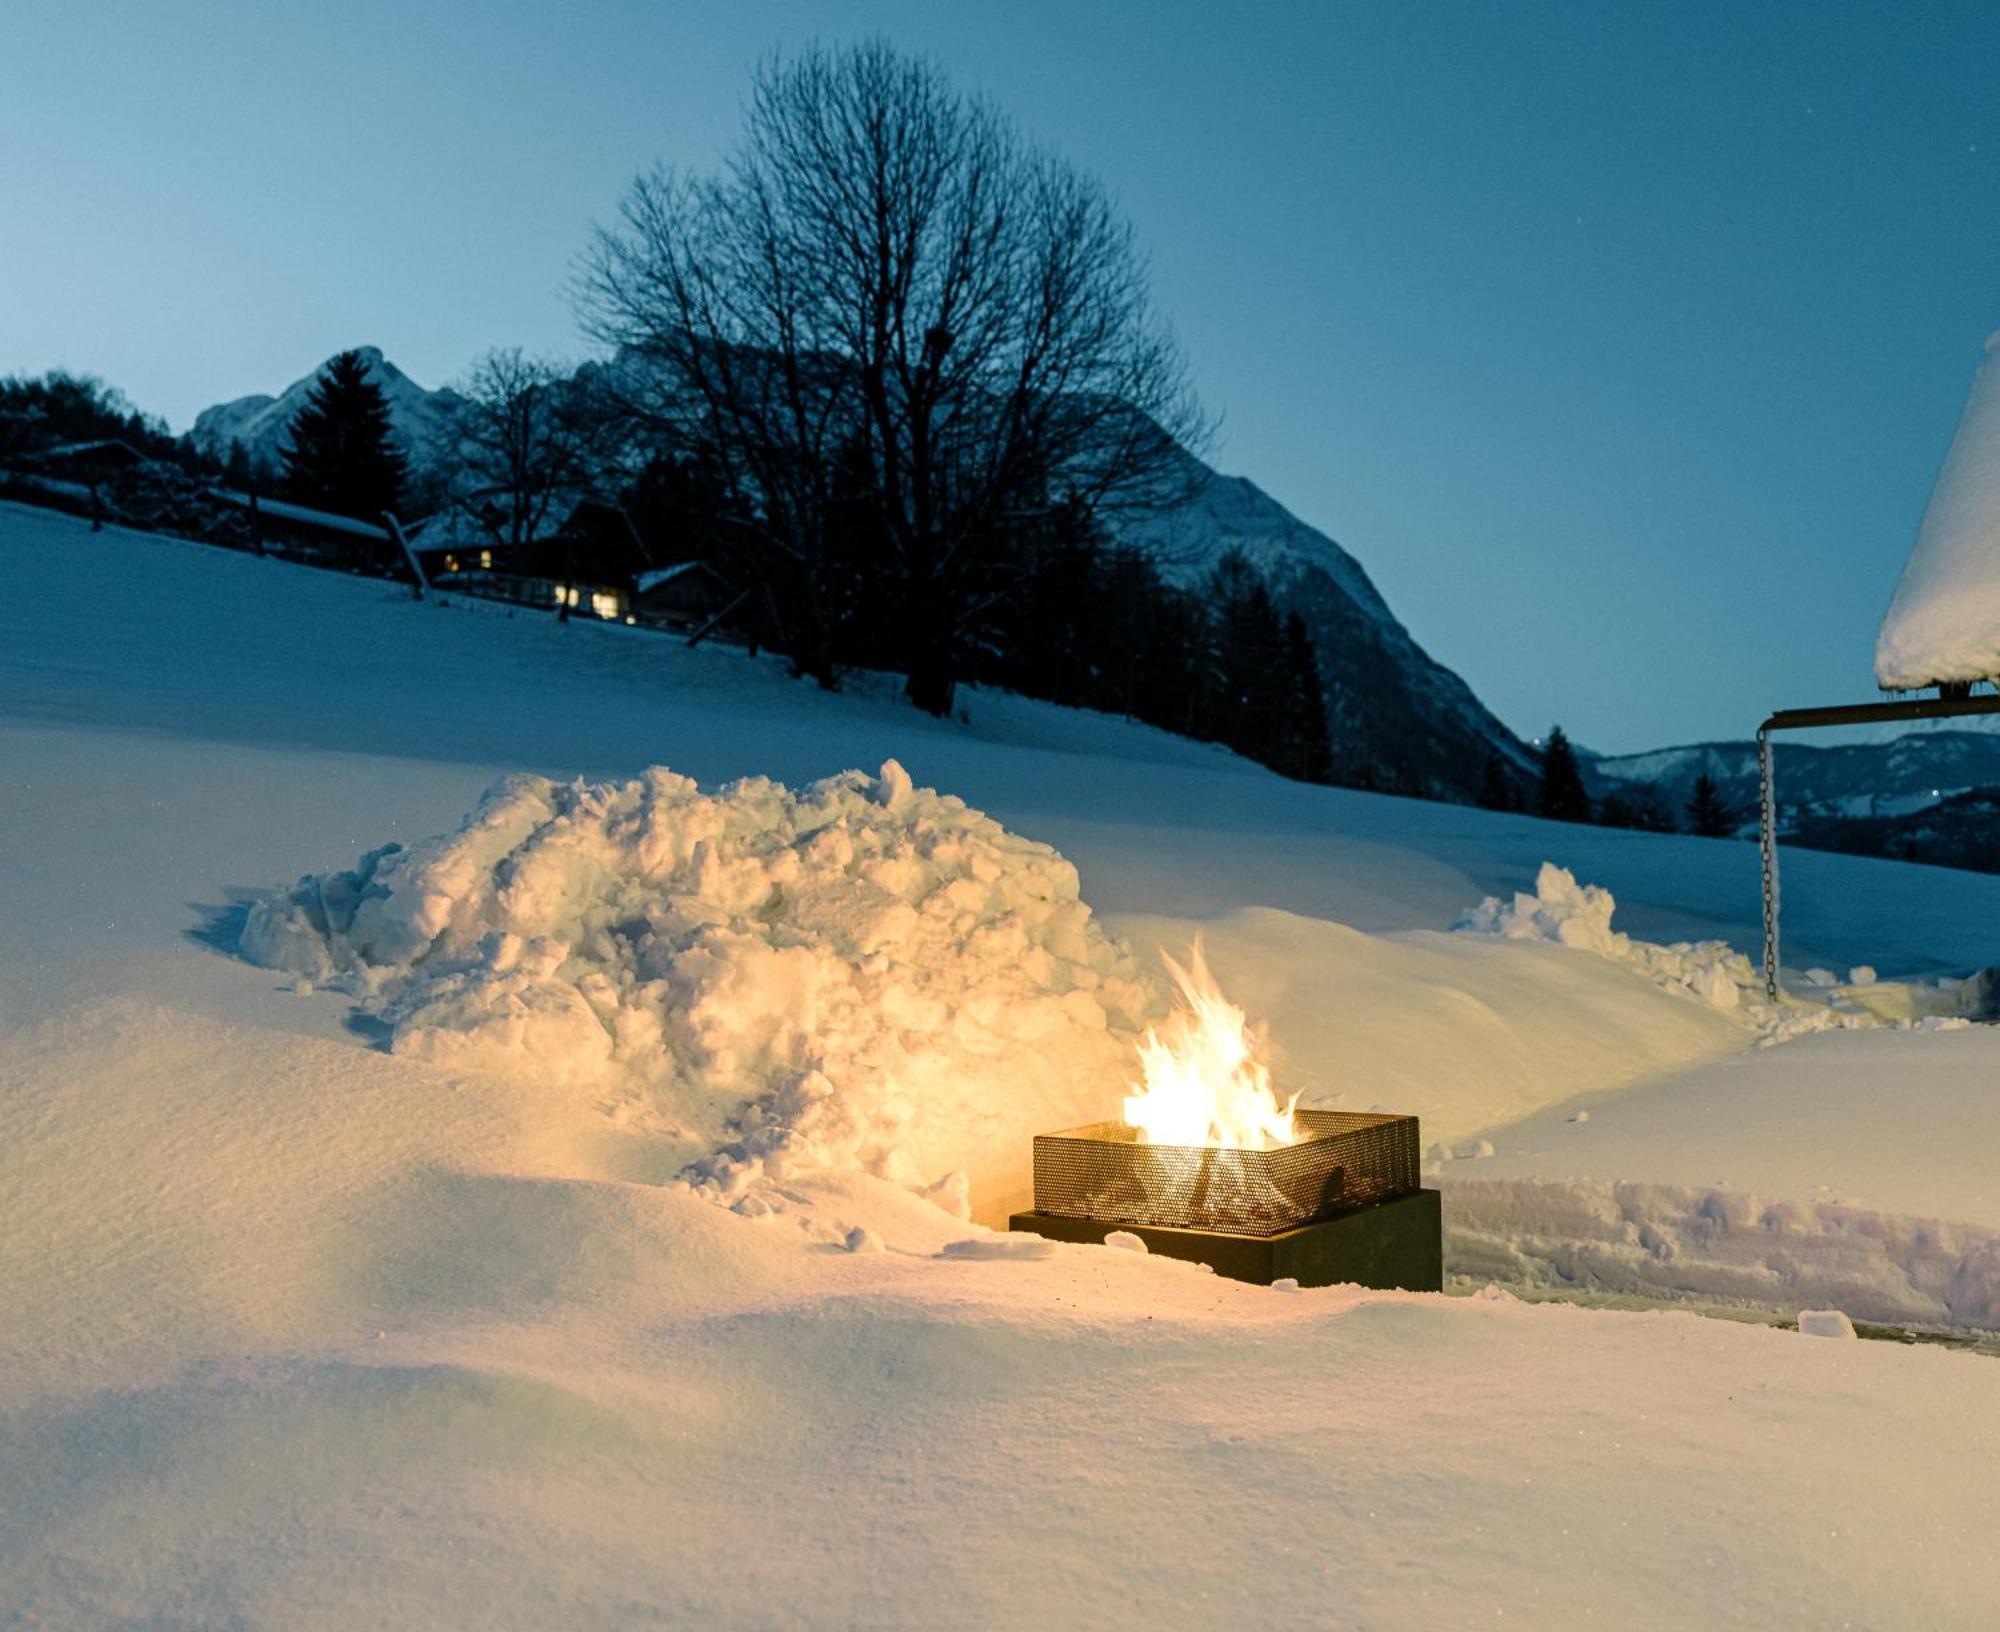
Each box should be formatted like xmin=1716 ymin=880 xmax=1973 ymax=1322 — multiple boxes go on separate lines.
xmin=1757 ymin=726 xmax=1780 ymax=1000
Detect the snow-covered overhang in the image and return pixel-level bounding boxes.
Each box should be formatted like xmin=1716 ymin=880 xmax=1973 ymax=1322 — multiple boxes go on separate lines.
xmin=1875 ymin=331 xmax=2000 ymax=691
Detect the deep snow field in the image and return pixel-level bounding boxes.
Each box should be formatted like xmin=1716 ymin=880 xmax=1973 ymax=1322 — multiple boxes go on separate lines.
xmin=5 ymin=500 xmax=2000 ymax=1629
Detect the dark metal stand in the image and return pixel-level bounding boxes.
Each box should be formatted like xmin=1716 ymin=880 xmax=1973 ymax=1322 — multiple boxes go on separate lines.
xmin=1755 ymin=692 xmax=2000 ymax=997
xmin=1009 ymin=1188 xmax=1443 ymax=1291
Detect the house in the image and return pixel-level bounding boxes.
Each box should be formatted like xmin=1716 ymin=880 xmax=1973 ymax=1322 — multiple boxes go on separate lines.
xmin=631 ymin=560 xmax=743 ymax=636
xmin=207 ymin=487 xmax=408 ymax=576
xmin=407 ymin=494 xmax=744 ymax=635
xmin=34 ymin=439 xmax=152 ymax=482
xmin=633 ymin=560 xmax=726 ymax=616
xmin=413 ymin=497 xmax=652 ymax=585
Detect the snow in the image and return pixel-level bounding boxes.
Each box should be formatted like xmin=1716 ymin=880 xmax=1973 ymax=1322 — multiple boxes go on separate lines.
xmin=8 ymin=498 xmax=2000 ymax=1628
xmin=209 ymin=486 xmax=393 ymax=538
xmin=633 ymin=561 xmax=710 ymax=594
xmin=1454 ymin=862 xmax=1980 ymax=1042
xmin=1444 ymin=1029 xmax=2000 ymax=1327
xmin=1801 ymin=1309 xmax=1860 ymax=1339
xmin=1876 ymin=331 xmax=2000 ymax=689
xmin=240 ymin=760 xmax=1156 ymax=1222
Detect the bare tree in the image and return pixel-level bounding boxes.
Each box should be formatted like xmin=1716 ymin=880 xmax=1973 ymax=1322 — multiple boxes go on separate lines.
xmin=451 ymin=348 xmax=606 ymax=561
xmin=580 ymin=40 xmax=1206 ymax=712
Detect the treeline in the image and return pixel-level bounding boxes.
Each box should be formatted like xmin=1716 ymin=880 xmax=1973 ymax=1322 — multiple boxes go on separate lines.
xmin=0 ymin=372 xmax=188 ymax=467
xmin=1492 ymin=723 xmax=1738 ymax=838
xmin=1794 ymin=788 xmax=2000 ymax=874
xmin=626 ymin=445 xmax=1336 ymax=782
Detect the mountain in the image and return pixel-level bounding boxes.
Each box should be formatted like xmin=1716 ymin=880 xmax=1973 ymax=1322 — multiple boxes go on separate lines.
xmin=190 ymin=346 xmax=466 ymax=473
xmin=1112 ymin=452 xmax=1537 ymax=797
xmin=1794 ymin=786 xmax=2000 ymax=873
xmin=1588 ymin=730 xmax=2000 ymax=832
xmin=191 ymin=349 xmax=1535 ymax=801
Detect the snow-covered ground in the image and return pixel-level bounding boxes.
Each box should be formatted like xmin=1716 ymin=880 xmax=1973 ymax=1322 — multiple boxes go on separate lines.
xmin=6 ymin=500 xmax=2000 ymax=1628
xmin=1448 ymin=1029 xmax=2000 ymax=1327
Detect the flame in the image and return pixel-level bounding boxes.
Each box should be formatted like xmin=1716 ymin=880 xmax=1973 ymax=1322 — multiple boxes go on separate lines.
xmin=1122 ymin=942 xmax=1299 ymax=1149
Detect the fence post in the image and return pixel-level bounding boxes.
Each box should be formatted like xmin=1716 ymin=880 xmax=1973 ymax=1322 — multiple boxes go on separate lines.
xmin=382 ymin=512 xmax=427 ymax=601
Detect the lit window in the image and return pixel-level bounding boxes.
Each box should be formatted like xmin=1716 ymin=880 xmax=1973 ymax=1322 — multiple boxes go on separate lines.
xmin=479 ymin=549 xmax=492 ymax=569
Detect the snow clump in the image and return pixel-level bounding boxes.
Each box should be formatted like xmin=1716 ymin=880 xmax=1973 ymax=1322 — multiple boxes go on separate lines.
xmin=1456 ymin=863 xmax=1976 ymax=1042
xmin=1457 ymin=864 xmax=1755 ymax=1015
xmin=242 ymin=762 xmax=1154 ymax=1216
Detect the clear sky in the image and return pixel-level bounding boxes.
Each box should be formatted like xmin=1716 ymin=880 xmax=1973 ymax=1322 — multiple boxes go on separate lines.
xmin=5 ymin=1 xmax=1996 ymax=752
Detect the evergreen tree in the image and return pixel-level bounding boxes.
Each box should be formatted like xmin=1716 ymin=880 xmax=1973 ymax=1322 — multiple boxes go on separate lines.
xmin=281 ymin=350 xmax=409 ymax=521
xmin=1477 ymin=752 xmax=1518 ymax=812
xmin=1208 ymin=553 xmax=1287 ymax=765
xmin=1537 ymin=725 xmax=1591 ymax=822
xmin=1275 ymin=612 xmax=1335 ymax=783
xmin=1631 ymin=781 xmax=1678 ymax=833
xmin=1686 ymin=771 xmax=1735 ymax=838
xmin=1596 ymin=779 xmax=1677 ymax=832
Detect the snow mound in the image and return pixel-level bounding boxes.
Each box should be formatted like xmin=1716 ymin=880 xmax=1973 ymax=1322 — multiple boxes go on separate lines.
xmin=1799 ymin=1309 xmax=1859 ymax=1340
xmin=241 ymin=761 xmax=1154 ymax=1220
xmin=1456 ymin=863 xmax=1974 ymax=1041
xmin=1876 ymin=330 xmax=2000 ymax=689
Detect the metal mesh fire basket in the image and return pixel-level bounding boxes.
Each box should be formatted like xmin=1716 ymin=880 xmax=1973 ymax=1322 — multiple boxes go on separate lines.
xmin=1031 ymin=1109 xmax=1420 ymax=1237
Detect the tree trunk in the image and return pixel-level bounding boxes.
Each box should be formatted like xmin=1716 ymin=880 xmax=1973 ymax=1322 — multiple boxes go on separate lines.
xmin=904 ymin=636 xmax=957 ymax=716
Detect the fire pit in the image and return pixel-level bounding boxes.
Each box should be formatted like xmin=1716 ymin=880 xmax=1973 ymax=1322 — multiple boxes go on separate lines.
xmin=1008 ymin=944 xmax=1441 ymax=1290
xmin=1029 ymin=1108 xmax=1418 ymax=1236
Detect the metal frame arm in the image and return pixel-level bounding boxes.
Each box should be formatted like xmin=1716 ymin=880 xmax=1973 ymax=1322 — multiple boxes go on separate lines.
xmin=1754 ymin=690 xmax=2000 ymax=999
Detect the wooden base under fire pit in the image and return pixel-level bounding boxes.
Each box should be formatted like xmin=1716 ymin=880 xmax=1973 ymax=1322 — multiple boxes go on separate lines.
xmin=1008 ymin=1187 xmax=1442 ymax=1291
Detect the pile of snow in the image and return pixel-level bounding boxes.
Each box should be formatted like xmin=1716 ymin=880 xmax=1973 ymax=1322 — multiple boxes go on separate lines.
xmin=242 ymin=760 xmax=1155 ymax=1221
xmin=1876 ymin=330 xmax=2000 ymax=690
xmin=1456 ymin=862 xmax=1977 ymax=1042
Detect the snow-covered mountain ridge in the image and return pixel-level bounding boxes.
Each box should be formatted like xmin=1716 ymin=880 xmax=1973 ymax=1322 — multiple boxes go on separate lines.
xmin=191 ymin=348 xmax=1534 ymax=800
xmin=190 ymin=346 xmax=466 ymax=471
xmin=1590 ymin=728 xmax=2000 ymax=826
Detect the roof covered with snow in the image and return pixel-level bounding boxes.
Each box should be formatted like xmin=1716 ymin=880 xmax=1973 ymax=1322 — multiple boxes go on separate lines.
xmin=209 ymin=487 xmax=392 ymax=541
xmin=1875 ymin=331 xmax=2000 ymax=690
xmin=634 ymin=561 xmax=716 ymax=594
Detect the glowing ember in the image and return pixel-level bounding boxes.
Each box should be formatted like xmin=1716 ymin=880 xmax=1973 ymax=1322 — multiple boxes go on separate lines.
xmin=1122 ymin=943 xmax=1300 ymax=1149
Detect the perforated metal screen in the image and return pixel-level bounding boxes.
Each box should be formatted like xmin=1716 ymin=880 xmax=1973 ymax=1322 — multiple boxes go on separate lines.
xmin=1031 ymin=1109 xmax=1420 ymax=1237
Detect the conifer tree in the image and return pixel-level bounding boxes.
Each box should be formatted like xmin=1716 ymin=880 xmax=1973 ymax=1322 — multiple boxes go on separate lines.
xmin=1537 ymin=725 xmax=1591 ymax=822
xmin=1277 ymin=612 xmax=1335 ymax=783
xmin=1686 ymin=771 xmax=1735 ymax=838
xmin=281 ymin=350 xmax=410 ymax=521
xmin=1208 ymin=554 xmax=1287 ymax=765
xmin=1477 ymin=752 xmax=1518 ymax=812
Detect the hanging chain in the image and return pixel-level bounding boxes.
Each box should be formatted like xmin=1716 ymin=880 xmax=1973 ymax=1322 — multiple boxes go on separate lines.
xmin=1757 ymin=727 xmax=1780 ymax=1000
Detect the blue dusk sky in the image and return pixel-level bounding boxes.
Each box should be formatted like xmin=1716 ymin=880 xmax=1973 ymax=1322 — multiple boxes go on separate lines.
xmin=5 ymin=1 xmax=1996 ymax=752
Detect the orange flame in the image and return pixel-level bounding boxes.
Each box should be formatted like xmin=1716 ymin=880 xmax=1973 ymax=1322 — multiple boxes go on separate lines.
xmin=1122 ymin=942 xmax=1299 ymax=1149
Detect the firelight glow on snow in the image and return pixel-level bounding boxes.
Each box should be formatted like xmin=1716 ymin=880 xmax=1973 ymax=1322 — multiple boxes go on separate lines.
xmin=9 ymin=504 xmax=2000 ymax=1627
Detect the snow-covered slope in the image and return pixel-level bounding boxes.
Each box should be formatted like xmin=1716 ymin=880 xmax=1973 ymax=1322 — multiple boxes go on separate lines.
xmin=190 ymin=350 xmax=1535 ymax=800
xmin=9 ymin=499 xmax=2000 ymax=1629
xmin=1877 ymin=331 xmax=2000 ymax=690
xmin=189 ymin=345 xmax=465 ymax=472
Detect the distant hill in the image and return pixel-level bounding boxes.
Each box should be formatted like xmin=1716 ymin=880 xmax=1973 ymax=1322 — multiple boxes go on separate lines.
xmin=192 ymin=348 xmax=1536 ymax=801
xmin=1588 ymin=729 xmax=2000 ymax=834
